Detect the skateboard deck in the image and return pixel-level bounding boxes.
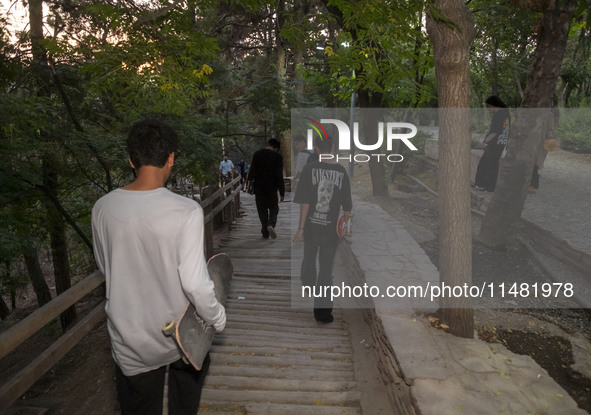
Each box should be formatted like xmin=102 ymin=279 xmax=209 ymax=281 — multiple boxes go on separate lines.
xmin=336 ymin=213 xmax=353 ymax=238
xmin=162 ymin=253 xmax=233 ymax=370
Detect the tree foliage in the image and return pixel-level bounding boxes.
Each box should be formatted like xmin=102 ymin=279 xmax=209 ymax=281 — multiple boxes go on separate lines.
xmin=1 ymin=0 xmax=589 ymax=319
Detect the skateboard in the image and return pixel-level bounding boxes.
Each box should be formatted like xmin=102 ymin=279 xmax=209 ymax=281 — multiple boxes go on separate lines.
xmin=336 ymin=213 xmax=353 ymax=238
xmin=162 ymin=253 xmax=233 ymax=370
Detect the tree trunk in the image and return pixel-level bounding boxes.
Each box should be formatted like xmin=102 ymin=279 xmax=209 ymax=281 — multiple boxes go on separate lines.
xmin=0 ymin=261 xmax=11 ymax=319
xmin=491 ymin=38 xmax=500 ymax=96
xmin=44 ymin=158 xmax=77 ymax=329
xmin=478 ymin=0 xmax=577 ymax=247
xmin=30 ymin=0 xmax=77 ymax=330
xmin=320 ymin=0 xmax=388 ymax=197
xmin=0 ymin=296 xmax=9 ymax=320
xmin=292 ymin=0 xmax=308 ymax=100
xmin=426 ymin=0 xmax=475 ymax=338
xmin=357 ymin=91 xmax=388 ymax=197
xmin=22 ymin=245 xmax=53 ymax=307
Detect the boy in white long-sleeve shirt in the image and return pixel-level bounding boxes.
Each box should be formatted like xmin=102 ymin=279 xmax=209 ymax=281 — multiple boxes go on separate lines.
xmin=92 ymin=119 xmax=226 ymax=415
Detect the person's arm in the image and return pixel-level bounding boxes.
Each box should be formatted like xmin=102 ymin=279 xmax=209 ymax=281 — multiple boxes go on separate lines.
xmin=277 ymin=154 xmax=285 ymax=200
xmin=248 ymin=155 xmax=257 ymax=180
xmin=177 ymin=208 xmax=226 ymax=332
xmin=293 ymin=203 xmax=309 ymax=242
xmin=483 ymin=132 xmax=497 ymax=144
xmin=342 ymin=171 xmax=353 ymax=217
xmin=484 ymin=110 xmax=505 ymax=144
xmin=91 ymin=206 xmax=106 ymax=276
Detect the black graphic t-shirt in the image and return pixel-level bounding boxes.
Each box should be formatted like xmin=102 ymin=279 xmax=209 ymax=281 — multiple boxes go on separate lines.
xmin=488 ymin=108 xmax=510 ymax=152
xmin=293 ymin=161 xmax=353 ymax=231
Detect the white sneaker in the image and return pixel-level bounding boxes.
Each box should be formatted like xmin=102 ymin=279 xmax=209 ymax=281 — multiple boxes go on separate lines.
xmin=267 ymin=226 xmax=277 ymax=239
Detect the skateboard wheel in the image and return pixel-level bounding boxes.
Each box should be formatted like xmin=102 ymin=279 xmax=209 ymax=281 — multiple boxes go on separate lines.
xmin=162 ymin=321 xmax=176 ymax=336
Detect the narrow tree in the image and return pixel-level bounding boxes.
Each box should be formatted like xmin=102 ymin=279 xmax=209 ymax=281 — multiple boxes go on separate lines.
xmin=479 ymin=0 xmax=578 ymax=247
xmin=29 ymin=0 xmax=77 ymax=329
xmin=426 ymin=0 xmax=475 ymax=338
xmin=22 ymin=245 xmax=53 ymax=307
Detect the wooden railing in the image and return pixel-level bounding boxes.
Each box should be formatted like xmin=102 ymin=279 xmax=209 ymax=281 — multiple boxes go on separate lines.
xmin=202 ymin=175 xmax=242 ymax=258
xmin=0 ymin=177 xmax=241 ymax=412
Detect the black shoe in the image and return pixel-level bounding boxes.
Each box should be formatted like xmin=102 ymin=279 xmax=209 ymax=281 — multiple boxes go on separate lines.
xmin=316 ymin=315 xmax=334 ymax=325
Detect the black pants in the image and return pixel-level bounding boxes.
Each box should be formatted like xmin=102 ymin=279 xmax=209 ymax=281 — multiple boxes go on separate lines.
xmin=301 ymin=228 xmax=339 ymax=322
xmin=255 ymin=193 xmax=279 ymax=237
xmin=115 ymin=354 xmax=210 ymax=415
xmin=530 ymin=165 xmax=540 ymax=189
xmin=474 ymin=145 xmax=504 ymax=192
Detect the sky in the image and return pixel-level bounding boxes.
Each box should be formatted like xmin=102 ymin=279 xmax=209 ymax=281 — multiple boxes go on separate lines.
xmin=1 ymin=0 xmax=29 ymax=36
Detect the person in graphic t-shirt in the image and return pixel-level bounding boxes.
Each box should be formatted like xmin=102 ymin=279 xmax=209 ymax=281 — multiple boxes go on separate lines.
xmin=293 ymin=135 xmax=352 ymax=324
xmin=474 ymin=95 xmax=510 ymax=192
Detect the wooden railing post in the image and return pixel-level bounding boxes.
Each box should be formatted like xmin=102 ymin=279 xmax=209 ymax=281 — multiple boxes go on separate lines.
xmin=0 ymin=271 xmax=106 ymax=413
xmin=201 ymin=185 xmax=215 ymax=259
xmin=200 ymin=176 xmax=241 ymax=258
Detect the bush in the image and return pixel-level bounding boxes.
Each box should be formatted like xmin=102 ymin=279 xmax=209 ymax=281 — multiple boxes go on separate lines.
xmin=557 ymin=110 xmax=591 ymax=154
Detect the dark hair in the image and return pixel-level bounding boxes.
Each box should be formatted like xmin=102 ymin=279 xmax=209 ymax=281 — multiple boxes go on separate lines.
xmin=268 ymin=138 xmax=281 ymax=150
xmin=485 ymin=95 xmax=507 ymax=108
xmin=293 ymin=135 xmax=306 ymax=143
xmin=127 ymin=120 xmax=178 ymax=169
xmin=314 ymin=135 xmax=333 ymax=154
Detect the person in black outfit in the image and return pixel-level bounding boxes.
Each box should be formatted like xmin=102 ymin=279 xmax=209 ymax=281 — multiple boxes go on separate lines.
xmin=293 ymin=135 xmax=352 ymax=324
xmin=237 ymin=158 xmax=249 ymax=191
xmin=474 ymin=95 xmax=510 ymax=192
xmin=248 ymin=138 xmax=285 ymax=239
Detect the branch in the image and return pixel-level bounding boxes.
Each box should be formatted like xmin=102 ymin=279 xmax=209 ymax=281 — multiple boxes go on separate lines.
xmin=48 ymin=56 xmax=113 ymax=191
xmin=0 ymin=168 xmax=94 ymax=252
xmin=133 ymin=0 xmax=185 ymax=25
xmin=212 ymin=132 xmax=270 ymax=138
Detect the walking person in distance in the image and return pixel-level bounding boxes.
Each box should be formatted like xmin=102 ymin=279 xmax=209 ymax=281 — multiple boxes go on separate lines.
xmin=248 ymin=138 xmax=285 ymax=239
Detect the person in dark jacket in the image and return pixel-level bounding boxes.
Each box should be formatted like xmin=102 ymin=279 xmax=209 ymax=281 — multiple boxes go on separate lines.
xmin=248 ymin=138 xmax=285 ymax=239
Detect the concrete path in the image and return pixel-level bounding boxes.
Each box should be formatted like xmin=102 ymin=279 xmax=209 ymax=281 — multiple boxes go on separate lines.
xmin=348 ymin=195 xmax=588 ymax=415
xmin=522 ymin=150 xmax=591 ymax=255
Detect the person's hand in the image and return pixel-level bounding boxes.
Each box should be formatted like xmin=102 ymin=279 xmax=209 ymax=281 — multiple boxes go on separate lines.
xmin=293 ymin=228 xmax=304 ymax=242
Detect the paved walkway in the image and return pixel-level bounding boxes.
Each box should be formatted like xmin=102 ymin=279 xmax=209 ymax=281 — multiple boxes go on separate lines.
xmin=468 ymin=148 xmax=591 ymax=305
xmin=422 ymin=124 xmax=591 ymax=256
xmin=522 ymin=150 xmax=591 ymax=255
xmin=348 ymin=196 xmax=588 ymax=415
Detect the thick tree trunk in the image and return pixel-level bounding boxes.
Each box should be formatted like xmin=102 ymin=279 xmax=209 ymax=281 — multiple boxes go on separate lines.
xmin=426 ymin=0 xmax=475 ymax=338
xmin=479 ymin=0 xmax=577 ymax=247
xmin=22 ymin=245 xmax=53 ymax=307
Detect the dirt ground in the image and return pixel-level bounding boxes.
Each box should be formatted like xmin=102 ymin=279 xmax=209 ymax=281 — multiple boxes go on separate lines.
xmin=348 ymin=156 xmax=591 ymax=413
